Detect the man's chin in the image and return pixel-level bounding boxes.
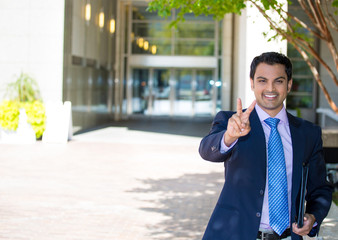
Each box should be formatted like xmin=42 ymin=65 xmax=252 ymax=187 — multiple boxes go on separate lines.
xmin=257 ymin=102 xmax=283 ymax=114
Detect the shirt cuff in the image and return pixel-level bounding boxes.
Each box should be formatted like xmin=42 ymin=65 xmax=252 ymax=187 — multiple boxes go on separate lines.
xmin=220 ymin=134 xmax=238 ymax=153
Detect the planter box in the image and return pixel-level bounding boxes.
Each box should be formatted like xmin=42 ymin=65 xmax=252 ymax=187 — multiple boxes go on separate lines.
xmin=0 ymin=128 xmax=36 ymax=144
xmin=0 ymin=109 xmax=36 ymax=144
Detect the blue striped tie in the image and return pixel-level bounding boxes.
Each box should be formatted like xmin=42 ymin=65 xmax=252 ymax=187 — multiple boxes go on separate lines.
xmin=264 ymin=118 xmax=289 ymax=236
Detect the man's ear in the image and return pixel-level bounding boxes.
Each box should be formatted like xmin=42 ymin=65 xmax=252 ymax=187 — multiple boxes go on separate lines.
xmin=250 ymin=78 xmax=254 ymax=90
xmin=287 ymin=79 xmax=293 ymax=93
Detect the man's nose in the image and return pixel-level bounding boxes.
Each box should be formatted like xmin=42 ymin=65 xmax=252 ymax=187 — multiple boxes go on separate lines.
xmin=266 ymin=82 xmax=275 ymax=91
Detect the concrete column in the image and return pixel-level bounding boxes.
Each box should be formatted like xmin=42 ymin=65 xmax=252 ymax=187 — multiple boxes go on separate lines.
xmin=0 ymin=0 xmax=65 ymax=102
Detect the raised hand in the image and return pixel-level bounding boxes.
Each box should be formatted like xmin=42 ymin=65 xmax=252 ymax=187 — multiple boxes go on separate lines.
xmin=223 ymin=98 xmax=256 ymax=146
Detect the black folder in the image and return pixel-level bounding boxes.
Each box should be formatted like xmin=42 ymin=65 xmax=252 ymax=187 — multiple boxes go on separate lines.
xmin=297 ymin=162 xmax=309 ymax=228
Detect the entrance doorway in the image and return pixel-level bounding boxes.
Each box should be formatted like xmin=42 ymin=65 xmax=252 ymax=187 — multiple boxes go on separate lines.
xmin=131 ymin=68 xmax=215 ymax=117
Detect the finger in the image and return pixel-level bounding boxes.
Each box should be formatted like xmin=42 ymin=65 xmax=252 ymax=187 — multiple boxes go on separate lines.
xmin=234 ymin=110 xmax=250 ymax=131
xmin=228 ymin=116 xmax=243 ymax=135
xmin=241 ymin=100 xmax=256 ymax=123
xmin=292 ymin=222 xmax=298 ymax=231
xmin=236 ymin=98 xmax=243 ymax=117
xmin=244 ymin=100 xmax=256 ymax=117
xmin=292 ymin=221 xmax=311 ymax=236
xmin=292 ymin=223 xmax=305 ymax=236
xmin=232 ymin=114 xmax=245 ymax=132
xmin=241 ymin=125 xmax=251 ymax=135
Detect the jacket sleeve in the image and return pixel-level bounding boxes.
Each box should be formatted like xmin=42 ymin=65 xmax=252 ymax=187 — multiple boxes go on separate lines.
xmin=305 ymin=125 xmax=333 ymax=228
xmin=199 ymin=111 xmax=235 ymax=162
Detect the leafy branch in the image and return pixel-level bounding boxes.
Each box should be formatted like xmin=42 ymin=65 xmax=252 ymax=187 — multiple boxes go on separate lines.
xmin=148 ymin=0 xmax=338 ymax=114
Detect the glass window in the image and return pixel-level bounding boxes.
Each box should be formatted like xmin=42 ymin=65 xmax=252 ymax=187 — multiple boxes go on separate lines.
xmin=132 ymin=38 xmax=171 ymax=55
xmin=287 ymin=43 xmax=314 ymax=110
xmin=286 ymin=95 xmax=313 ymax=108
xmin=293 ymin=77 xmax=313 ymax=92
xmin=286 ymin=1 xmax=316 ymax=110
xmin=176 ymin=22 xmax=215 ymax=38
xmin=175 ymin=40 xmax=214 ymax=55
xmin=292 ymin=60 xmax=313 ymax=75
xmin=176 ymin=11 xmax=214 ymax=21
xmin=133 ymin=6 xmax=169 ymax=21
xmin=132 ymin=22 xmax=172 ymax=38
xmin=131 ymin=5 xmax=217 ymax=56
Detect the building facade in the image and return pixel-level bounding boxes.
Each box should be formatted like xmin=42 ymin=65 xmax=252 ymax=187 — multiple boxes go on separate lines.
xmin=0 ymin=0 xmax=337 ymax=133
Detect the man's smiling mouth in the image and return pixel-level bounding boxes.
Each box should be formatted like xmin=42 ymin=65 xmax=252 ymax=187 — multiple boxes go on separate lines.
xmin=264 ymin=94 xmax=277 ymax=98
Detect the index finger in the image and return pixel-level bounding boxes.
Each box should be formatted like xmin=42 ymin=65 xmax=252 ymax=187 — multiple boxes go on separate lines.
xmin=236 ymin=98 xmax=243 ymax=116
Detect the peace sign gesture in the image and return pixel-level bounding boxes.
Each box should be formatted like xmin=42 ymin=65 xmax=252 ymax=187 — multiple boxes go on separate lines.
xmin=223 ymin=98 xmax=256 ymax=147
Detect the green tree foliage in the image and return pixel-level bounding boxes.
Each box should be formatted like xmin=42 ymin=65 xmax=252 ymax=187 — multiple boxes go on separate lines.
xmin=148 ymin=0 xmax=338 ymax=114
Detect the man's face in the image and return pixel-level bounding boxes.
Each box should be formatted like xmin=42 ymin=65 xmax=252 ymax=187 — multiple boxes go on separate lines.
xmin=250 ymin=63 xmax=292 ymax=117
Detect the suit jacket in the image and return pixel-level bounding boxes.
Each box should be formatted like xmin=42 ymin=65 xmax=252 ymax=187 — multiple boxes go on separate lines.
xmin=199 ymin=109 xmax=333 ymax=240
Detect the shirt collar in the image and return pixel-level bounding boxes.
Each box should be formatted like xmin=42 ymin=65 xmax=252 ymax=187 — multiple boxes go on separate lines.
xmin=255 ymin=104 xmax=289 ymax=125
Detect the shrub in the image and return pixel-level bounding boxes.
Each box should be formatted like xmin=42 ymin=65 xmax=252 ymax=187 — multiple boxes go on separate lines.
xmin=0 ymin=73 xmax=46 ymax=139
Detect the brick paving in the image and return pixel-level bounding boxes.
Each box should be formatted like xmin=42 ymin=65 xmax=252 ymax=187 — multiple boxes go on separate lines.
xmin=0 ymin=122 xmax=337 ymax=240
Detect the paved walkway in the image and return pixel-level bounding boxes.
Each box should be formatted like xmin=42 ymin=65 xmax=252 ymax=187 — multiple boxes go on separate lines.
xmin=0 ymin=120 xmax=337 ymax=239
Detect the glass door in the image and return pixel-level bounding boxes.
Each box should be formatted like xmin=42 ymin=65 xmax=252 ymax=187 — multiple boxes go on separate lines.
xmin=131 ymin=68 xmax=215 ymax=117
xmin=174 ymin=69 xmax=193 ymax=116
xmin=174 ymin=69 xmax=214 ymax=116
xmin=152 ymin=69 xmax=171 ymax=115
xmin=132 ymin=69 xmax=149 ymax=114
xmin=195 ymin=70 xmax=213 ymax=116
xmin=132 ymin=68 xmax=172 ymax=116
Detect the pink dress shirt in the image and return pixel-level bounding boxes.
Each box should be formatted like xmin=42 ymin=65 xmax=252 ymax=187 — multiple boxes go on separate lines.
xmin=221 ymin=104 xmax=293 ymax=230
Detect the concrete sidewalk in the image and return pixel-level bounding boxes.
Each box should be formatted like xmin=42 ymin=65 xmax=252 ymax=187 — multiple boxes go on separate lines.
xmin=0 ymin=126 xmax=337 ymax=239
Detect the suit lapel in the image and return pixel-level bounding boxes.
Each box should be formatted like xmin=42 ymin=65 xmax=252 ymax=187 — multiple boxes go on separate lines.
xmin=250 ymin=108 xmax=266 ymax=147
xmin=288 ymin=113 xmax=304 ymax=219
xmin=249 ymin=109 xmax=267 ymax=173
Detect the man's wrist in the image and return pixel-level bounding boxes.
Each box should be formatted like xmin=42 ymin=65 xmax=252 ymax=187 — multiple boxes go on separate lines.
xmin=220 ymin=134 xmax=237 ymax=153
xmin=307 ymin=213 xmax=316 ymax=225
xmin=224 ymin=131 xmax=238 ymax=147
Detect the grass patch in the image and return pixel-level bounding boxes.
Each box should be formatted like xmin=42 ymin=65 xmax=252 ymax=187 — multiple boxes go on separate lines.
xmin=333 ymin=191 xmax=338 ymax=206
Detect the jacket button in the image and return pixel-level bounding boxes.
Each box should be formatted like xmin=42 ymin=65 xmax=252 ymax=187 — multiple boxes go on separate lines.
xmin=260 ymin=190 xmax=264 ymax=195
xmin=256 ymin=212 xmax=261 ymax=217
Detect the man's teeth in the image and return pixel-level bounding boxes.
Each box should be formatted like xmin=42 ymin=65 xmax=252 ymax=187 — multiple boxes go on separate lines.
xmin=265 ymin=94 xmax=277 ymax=97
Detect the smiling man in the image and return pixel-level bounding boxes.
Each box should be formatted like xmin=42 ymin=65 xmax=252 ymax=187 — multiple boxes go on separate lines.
xmin=199 ymin=52 xmax=333 ymax=240
xmin=251 ymin=62 xmax=292 ymax=117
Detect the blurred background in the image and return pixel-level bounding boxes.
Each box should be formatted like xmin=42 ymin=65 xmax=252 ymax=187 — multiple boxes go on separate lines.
xmin=0 ymin=0 xmax=337 ymax=239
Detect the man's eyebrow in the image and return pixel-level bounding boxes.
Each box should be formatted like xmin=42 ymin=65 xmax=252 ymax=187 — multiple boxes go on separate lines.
xmin=274 ymin=76 xmax=286 ymax=80
xmin=255 ymin=76 xmax=286 ymax=80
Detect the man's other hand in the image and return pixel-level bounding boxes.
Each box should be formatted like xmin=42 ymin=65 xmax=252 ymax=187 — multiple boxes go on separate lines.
xmin=292 ymin=213 xmax=316 ymax=236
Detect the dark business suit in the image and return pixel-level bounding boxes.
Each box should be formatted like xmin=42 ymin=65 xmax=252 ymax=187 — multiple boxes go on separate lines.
xmin=199 ymin=109 xmax=332 ymax=240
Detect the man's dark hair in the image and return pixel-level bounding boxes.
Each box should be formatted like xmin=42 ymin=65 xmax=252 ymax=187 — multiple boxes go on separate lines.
xmin=250 ymin=52 xmax=292 ymax=81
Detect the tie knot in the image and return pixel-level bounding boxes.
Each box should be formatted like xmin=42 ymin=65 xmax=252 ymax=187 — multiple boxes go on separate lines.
xmin=264 ymin=117 xmax=280 ymax=128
